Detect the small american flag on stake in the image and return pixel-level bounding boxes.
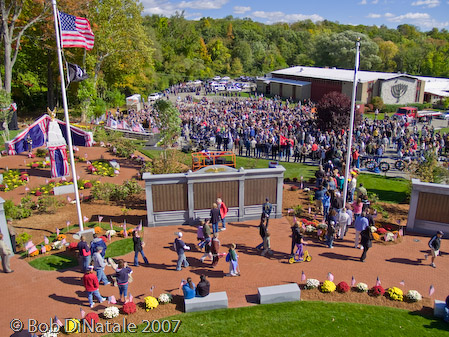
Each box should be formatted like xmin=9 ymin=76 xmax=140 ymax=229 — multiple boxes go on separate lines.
xmin=376 ymin=276 xmax=381 ymax=286
xmin=327 ymin=272 xmax=334 ymax=282
xmin=301 ymin=271 xmax=306 ymax=282
xmin=429 ymin=285 xmax=435 ymax=297
xmin=98 ymin=215 xmax=103 ymax=223
xmin=80 ymin=307 xmax=86 ymax=319
xmin=129 ymin=293 xmax=133 ymax=303
xmin=351 ymin=276 xmax=356 ymax=287
xmin=44 ymin=236 xmax=49 ymax=245
xmin=399 ymin=280 xmax=405 ymax=286
xmin=83 ymin=216 xmax=89 ymax=223
xmin=54 ymin=316 xmax=63 ymax=327
xmin=108 ymin=295 xmax=117 ymax=304
xmin=137 ymin=221 xmax=142 ymax=232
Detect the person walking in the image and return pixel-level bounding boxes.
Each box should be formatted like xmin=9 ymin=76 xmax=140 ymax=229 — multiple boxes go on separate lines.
xmin=200 ymin=221 xmax=213 ymax=262
xmin=82 ymin=266 xmax=106 ymax=308
xmin=262 ymin=198 xmax=272 ymax=227
xmin=217 ymin=198 xmax=228 ymax=231
xmin=132 ymin=230 xmax=148 ymax=266
xmin=354 ymin=212 xmax=369 ymax=249
xmin=0 ymin=233 xmax=13 ymax=273
xmin=429 ymin=230 xmax=444 ymax=268
xmin=210 ymin=203 xmax=221 ymax=234
xmin=174 ymin=232 xmax=190 ymax=271
xmin=92 ymin=246 xmax=110 ymax=285
xmin=256 ymin=218 xmax=267 ymax=250
xmin=210 ymin=233 xmax=220 ymax=268
xmin=360 ymin=226 xmax=374 ymax=262
xmin=261 ymin=232 xmax=272 ymax=257
xmin=77 ymin=236 xmax=91 ymax=273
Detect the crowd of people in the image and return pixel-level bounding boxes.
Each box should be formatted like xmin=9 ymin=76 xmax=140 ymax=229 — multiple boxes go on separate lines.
xmin=177 ymin=96 xmax=449 ymax=169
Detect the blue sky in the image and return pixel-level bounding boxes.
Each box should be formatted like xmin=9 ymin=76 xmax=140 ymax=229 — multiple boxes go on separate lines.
xmin=140 ymin=0 xmax=449 ymax=31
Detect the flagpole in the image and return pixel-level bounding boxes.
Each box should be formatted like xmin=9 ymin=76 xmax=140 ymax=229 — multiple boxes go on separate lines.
xmin=52 ymin=0 xmax=84 ymax=231
xmin=342 ymin=38 xmax=361 ymax=209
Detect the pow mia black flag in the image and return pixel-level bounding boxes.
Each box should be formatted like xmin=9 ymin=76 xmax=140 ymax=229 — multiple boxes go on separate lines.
xmin=67 ymin=63 xmax=89 ymax=83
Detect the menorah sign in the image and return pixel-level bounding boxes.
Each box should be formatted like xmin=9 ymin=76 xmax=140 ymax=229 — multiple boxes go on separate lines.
xmin=391 ymin=83 xmax=408 ymax=102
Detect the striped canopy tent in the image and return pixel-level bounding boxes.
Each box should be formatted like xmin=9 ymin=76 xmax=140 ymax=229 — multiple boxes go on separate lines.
xmin=7 ymin=114 xmax=93 ymax=178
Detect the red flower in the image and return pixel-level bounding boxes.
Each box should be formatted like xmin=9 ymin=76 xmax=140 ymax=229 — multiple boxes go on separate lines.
xmin=50 ymin=190 xmax=55 ymax=195
xmin=35 ymin=191 xmax=42 ymax=196
xmin=377 ymin=228 xmax=387 ymax=234
xmin=371 ymin=285 xmax=385 ymax=297
xmin=337 ymin=281 xmax=350 ymax=293
xmin=84 ymin=182 xmax=93 ymax=188
xmin=84 ymin=312 xmax=100 ymax=325
xmin=123 ymin=302 xmax=137 ymax=314
xmin=31 ymin=163 xmax=39 ymax=168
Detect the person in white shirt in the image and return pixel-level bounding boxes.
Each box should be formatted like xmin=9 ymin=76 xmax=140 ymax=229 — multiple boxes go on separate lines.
xmin=337 ymin=208 xmax=351 ymax=240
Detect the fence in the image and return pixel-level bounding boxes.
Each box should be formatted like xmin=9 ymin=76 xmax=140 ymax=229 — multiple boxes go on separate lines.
xmin=407 ymin=179 xmax=449 ymax=235
xmin=143 ymin=165 xmax=285 ymax=226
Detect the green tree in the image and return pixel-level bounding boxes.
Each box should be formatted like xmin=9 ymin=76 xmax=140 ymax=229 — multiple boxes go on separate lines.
xmin=376 ymin=40 xmax=399 ymax=72
xmin=154 ymin=100 xmax=181 ymax=148
xmin=0 ymin=89 xmax=12 ymax=142
xmin=315 ymin=30 xmax=381 ymax=70
xmin=0 ymin=0 xmax=50 ymax=94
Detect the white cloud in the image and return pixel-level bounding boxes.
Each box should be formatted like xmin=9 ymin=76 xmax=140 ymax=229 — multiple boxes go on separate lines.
xmin=251 ymin=11 xmax=324 ymax=24
xmin=234 ymin=6 xmax=251 ymax=14
xmin=372 ymin=0 xmax=379 ymax=4
xmin=384 ymin=12 xmax=394 ymax=17
xmin=411 ymin=0 xmax=440 ymax=8
xmin=178 ymin=0 xmax=228 ymax=10
xmin=386 ymin=12 xmax=449 ymax=28
xmin=367 ymin=13 xmax=382 ymax=18
xmin=359 ymin=0 xmax=367 ymax=4
xmin=141 ymin=0 xmax=228 ymax=15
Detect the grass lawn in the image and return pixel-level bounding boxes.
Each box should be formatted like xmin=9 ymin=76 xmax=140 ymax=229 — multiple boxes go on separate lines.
xmin=105 ymin=238 xmax=133 ymax=258
xmin=140 ymin=149 xmax=315 ymax=180
xmin=28 ymin=253 xmax=78 ymax=271
xmin=357 ymin=173 xmax=410 ymax=203
xmin=104 ymin=301 xmax=449 ymax=337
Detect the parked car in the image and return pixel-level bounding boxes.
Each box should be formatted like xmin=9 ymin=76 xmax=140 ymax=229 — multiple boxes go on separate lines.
xmin=148 ymin=92 xmax=162 ymax=102
xmin=437 ymin=111 xmax=449 ymax=120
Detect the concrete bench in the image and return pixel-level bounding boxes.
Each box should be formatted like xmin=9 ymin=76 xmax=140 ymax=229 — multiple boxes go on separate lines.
xmin=258 ymin=283 xmax=301 ymax=304
xmin=184 ymin=291 xmax=228 ymax=313
xmin=434 ymin=300 xmax=446 ymax=318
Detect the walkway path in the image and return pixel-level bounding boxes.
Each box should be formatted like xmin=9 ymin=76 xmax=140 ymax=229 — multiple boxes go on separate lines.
xmin=2 ymin=217 xmax=447 ymax=336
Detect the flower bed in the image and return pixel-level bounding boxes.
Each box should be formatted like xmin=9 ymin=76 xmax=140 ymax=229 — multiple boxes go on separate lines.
xmin=144 ymin=296 xmax=159 ymax=311
xmin=0 ymin=170 xmax=29 ymax=191
xmin=88 ymin=160 xmax=117 ymax=177
xmin=27 ymin=160 xmax=50 ymax=169
xmin=30 ymin=178 xmax=97 ymax=196
xmin=321 ymin=280 xmax=336 ymax=293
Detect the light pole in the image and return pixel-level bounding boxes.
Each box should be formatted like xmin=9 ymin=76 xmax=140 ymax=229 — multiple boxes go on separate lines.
xmin=342 ymin=38 xmax=361 ymax=209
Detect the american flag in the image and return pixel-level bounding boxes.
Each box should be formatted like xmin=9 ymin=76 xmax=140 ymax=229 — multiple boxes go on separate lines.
xmin=301 ymin=271 xmax=306 ymax=282
xmin=429 ymin=285 xmax=435 ymax=296
xmin=327 ymin=272 xmax=334 ymax=282
xmin=376 ymin=276 xmax=381 ymax=286
xmin=54 ymin=316 xmax=63 ymax=327
xmin=58 ymin=12 xmax=94 ymax=50
xmin=108 ymin=295 xmax=117 ymax=304
xmin=351 ymin=276 xmax=356 ymax=287
xmin=80 ymin=307 xmax=86 ymax=319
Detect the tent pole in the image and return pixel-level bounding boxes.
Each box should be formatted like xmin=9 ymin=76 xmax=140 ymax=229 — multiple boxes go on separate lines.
xmin=52 ymin=0 xmax=84 ymax=231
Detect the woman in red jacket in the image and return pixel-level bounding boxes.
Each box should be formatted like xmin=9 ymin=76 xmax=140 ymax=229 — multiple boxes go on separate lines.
xmin=82 ymin=266 xmax=106 ymax=308
xmin=216 ymin=198 xmax=228 ymax=231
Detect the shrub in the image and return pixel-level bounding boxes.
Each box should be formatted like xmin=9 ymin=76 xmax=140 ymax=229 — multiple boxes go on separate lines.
xmin=103 ymin=306 xmax=120 ymax=319
xmin=306 ymin=279 xmax=320 ymax=289
xmin=91 ymin=182 xmax=116 ymax=203
xmin=84 ymin=313 xmax=100 ymax=325
xmin=405 ymin=290 xmax=422 ymax=302
xmin=36 ymin=196 xmax=63 ymax=214
xmin=386 ymin=287 xmax=403 ymax=301
xmin=16 ymin=232 xmax=32 ymax=248
xmin=321 ymin=280 xmax=336 ymax=293
xmin=294 ymin=204 xmax=303 ymax=216
xmin=356 ymin=282 xmax=368 ymax=292
xmin=158 ymin=293 xmax=173 ymax=304
xmin=91 ymin=180 xmax=143 ymax=204
xmin=36 ymin=148 xmax=48 ymax=157
xmin=144 ymin=296 xmax=159 ymax=311
xmin=4 ymin=199 xmax=33 ymax=220
xmin=370 ymin=285 xmax=385 ymax=297
xmin=122 ymin=302 xmax=137 ymax=314
xmin=371 ymin=96 xmax=384 ymax=111
xmin=337 ymin=281 xmax=350 ymax=293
